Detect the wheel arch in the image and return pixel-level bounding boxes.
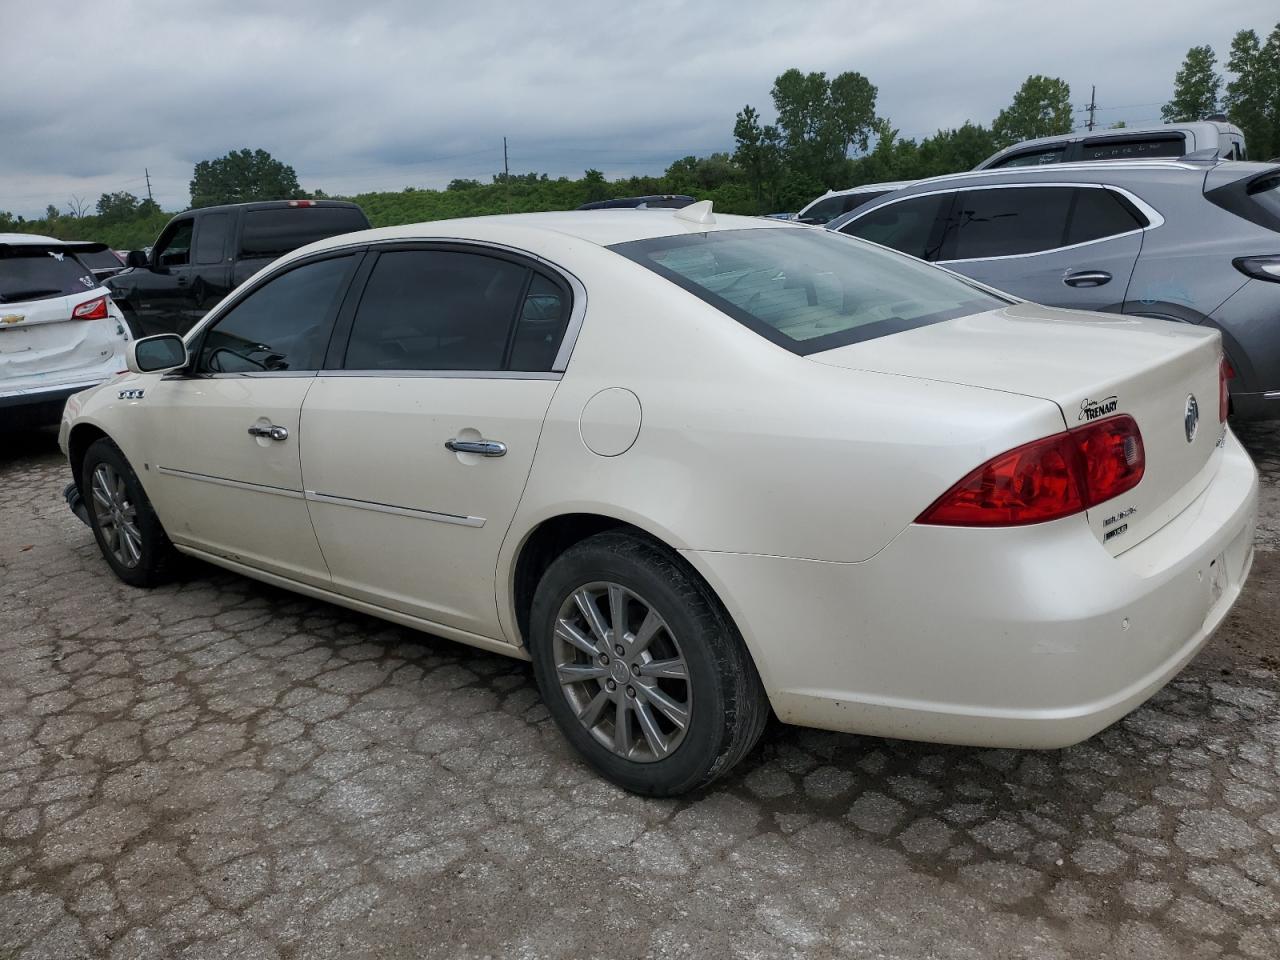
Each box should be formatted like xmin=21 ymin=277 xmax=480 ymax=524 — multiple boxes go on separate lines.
xmin=67 ymin=422 xmax=111 ymax=492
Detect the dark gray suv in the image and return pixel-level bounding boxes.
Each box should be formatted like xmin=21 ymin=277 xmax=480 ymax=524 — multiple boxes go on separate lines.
xmin=827 ymin=160 xmax=1280 ymax=420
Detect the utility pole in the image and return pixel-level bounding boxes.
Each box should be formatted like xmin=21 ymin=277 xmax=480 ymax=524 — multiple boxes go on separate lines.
xmin=144 ymin=168 xmax=154 ymax=202
xmin=503 ymin=137 xmax=511 ymax=213
xmin=1084 ymin=86 xmax=1098 ymax=132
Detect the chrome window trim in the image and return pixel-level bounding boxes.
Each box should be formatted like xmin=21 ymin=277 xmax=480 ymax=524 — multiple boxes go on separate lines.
xmin=155 ymin=465 xmax=304 ymax=499
xmin=304 ymin=490 xmax=485 ymax=527
xmin=841 ymin=182 xmax=1164 ymax=265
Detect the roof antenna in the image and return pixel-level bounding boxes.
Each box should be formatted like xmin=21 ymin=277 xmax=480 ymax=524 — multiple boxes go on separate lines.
xmin=674 ymin=200 xmax=715 ymax=225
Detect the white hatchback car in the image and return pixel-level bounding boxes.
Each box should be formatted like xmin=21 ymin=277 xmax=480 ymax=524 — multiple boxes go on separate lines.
xmin=2 ymin=234 xmax=132 ymax=429
xmin=59 ymin=204 xmax=1258 ymax=795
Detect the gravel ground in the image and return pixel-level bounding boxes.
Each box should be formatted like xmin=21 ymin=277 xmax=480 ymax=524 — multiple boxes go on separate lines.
xmin=1 ymin=421 xmax=1278 ymax=960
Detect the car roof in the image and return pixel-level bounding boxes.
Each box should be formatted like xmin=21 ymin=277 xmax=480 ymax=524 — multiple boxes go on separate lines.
xmin=886 ymin=158 xmax=1276 ymax=189
xmin=173 ymin=200 xmax=365 ymax=217
xmin=814 ymin=181 xmax=918 ymax=200
xmin=292 ymin=207 xmax=792 ymax=256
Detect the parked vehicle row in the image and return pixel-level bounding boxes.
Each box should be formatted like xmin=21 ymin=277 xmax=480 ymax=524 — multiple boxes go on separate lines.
xmin=1 ymin=235 xmax=133 ymax=430
xmin=60 ymin=203 xmax=1257 ymax=794
xmin=826 ymin=158 xmax=1280 ymax=420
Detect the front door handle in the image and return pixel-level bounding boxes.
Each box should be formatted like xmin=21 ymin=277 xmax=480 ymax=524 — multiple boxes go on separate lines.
xmin=1063 ymin=270 xmax=1112 ymax=288
xmin=445 ymin=438 xmax=507 ymax=457
xmin=247 ymin=423 xmax=289 ymax=442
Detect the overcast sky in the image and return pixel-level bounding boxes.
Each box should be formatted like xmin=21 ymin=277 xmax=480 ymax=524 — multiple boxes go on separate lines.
xmin=2 ymin=0 xmax=1275 ymax=217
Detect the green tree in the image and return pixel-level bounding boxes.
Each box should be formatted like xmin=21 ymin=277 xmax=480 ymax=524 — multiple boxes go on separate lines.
xmin=1162 ymin=45 xmax=1221 ymax=123
xmin=732 ymin=105 xmax=785 ymax=212
xmin=582 ymin=169 xmax=609 ymax=202
xmin=189 ymin=148 xmax=302 ymax=208
xmin=992 ymin=76 xmax=1074 ymax=147
xmin=1225 ymin=25 xmax=1280 ymax=160
xmin=769 ymin=68 xmax=878 ymax=187
xmin=446 ymin=178 xmax=482 ymax=191
xmin=96 ymin=191 xmax=140 ymax=223
xmin=915 ymin=122 xmax=999 ymax=176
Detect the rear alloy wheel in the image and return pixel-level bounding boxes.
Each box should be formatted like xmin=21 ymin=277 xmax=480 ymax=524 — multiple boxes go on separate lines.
xmin=82 ymin=437 xmax=178 ymax=587
xmin=529 ymin=531 xmax=769 ymax=796
xmin=553 ymin=581 xmax=693 ymax=762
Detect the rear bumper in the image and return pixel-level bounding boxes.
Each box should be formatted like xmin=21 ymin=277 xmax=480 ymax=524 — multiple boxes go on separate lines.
xmin=0 ymin=381 xmax=108 ymax=429
xmin=687 ymin=430 xmax=1259 ymax=749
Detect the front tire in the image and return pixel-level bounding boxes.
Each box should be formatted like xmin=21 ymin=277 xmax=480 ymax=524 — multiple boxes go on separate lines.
xmin=82 ymin=438 xmax=178 ymax=587
xmin=528 ymin=531 xmax=769 ymax=796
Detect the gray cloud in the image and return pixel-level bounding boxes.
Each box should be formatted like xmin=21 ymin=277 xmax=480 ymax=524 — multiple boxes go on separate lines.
xmin=2 ymin=0 xmax=1274 ymax=216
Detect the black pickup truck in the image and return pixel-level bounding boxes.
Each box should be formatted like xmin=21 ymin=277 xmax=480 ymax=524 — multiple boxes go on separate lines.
xmin=106 ymin=199 xmax=369 ymax=336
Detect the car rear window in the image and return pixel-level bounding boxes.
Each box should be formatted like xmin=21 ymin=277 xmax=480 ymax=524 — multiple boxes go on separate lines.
xmin=239 ymin=207 xmax=369 ymax=259
xmin=1079 ymin=136 xmax=1184 ymax=161
xmin=610 ymin=228 xmax=1006 ymax=355
xmin=0 ymin=247 xmax=97 ymax=303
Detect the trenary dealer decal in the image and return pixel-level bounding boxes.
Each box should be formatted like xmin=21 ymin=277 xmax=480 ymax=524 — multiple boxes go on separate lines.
xmin=1078 ymin=396 xmax=1119 ymax=421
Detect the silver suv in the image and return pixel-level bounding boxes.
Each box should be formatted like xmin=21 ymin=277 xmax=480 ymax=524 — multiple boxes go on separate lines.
xmin=827 ymin=159 xmax=1280 ymax=419
xmin=976 ymin=121 xmax=1247 ymax=169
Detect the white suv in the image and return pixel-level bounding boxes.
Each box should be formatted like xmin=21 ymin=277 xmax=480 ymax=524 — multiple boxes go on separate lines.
xmin=1 ymin=234 xmax=133 ymax=428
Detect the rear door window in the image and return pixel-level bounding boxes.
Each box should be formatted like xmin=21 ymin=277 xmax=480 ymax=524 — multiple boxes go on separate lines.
xmin=940 ymin=187 xmax=1073 ymax=260
xmin=239 ymin=207 xmax=369 ymax=260
xmin=194 ymin=213 xmax=231 ymax=265
xmin=839 ymin=193 xmax=950 ymax=259
xmin=0 ymin=247 xmax=96 ymax=303
xmin=1064 ymin=189 xmax=1145 ymax=245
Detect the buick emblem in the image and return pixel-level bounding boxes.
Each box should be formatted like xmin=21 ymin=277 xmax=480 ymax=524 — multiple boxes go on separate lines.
xmin=1184 ymin=394 xmax=1199 ymax=443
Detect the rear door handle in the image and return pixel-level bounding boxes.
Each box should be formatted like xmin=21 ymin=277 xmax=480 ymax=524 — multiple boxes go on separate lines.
xmin=247 ymin=423 xmax=289 ymax=442
xmin=445 ymin=438 xmax=507 ymax=457
xmin=176 ymin=276 xmax=189 ymax=287
xmin=1063 ymin=270 xmax=1112 ymax=288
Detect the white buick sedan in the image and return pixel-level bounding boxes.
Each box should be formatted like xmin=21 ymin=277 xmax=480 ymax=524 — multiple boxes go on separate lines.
xmin=59 ymin=203 xmax=1258 ymax=795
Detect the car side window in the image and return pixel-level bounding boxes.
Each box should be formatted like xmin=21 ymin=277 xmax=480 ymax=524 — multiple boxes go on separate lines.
xmin=992 ymin=147 xmax=1067 ymax=168
xmin=155 ymin=220 xmax=195 ymax=268
xmin=196 ymin=255 xmax=356 ymax=373
xmin=1064 ymin=189 xmax=1145 ymax=245
xmin=509 ymin=273 xmax=570 ymax=371
xmin=194 ymin=213 xmax=230 ymax=265
xmin=840 ymin=194 xmax=950 ymax=260
xmin=939 ymin=187 xmax=1074 ymax=260
xmin=343 ymin=249 xmax=568 ymax=372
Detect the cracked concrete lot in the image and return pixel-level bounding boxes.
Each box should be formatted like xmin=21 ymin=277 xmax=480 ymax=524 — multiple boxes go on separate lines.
xmin=1 ymin=422 xmax=1279 ymax=960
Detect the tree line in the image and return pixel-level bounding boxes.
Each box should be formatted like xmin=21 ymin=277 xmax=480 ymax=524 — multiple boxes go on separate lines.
xmin=3 ymin=18 xmax=1275 ymax=250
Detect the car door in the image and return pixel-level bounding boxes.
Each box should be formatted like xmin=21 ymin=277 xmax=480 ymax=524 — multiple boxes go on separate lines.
xmin=188 ymin=210 xmax=234 ymax=327
xmin=933 ymin=185 xmax=1144 ymax=311
xmin=300 ymin=244 xmax=574 ymax=640
xmin=130 ymin=217 xmax=196 ymax=336
xmin=138 ymin=250 xmax=363 ymax=586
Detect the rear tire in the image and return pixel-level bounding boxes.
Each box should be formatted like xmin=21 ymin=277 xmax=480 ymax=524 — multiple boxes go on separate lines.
xmin=82 ymin=438 xmax=178 ymax=587
xmin=528 ymin=531 xmax=769 ymax=796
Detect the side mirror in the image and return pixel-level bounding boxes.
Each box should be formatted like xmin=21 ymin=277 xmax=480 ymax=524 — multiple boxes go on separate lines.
xmin=127 ymin=334 xmax=188 ymax=374
xmin=125 ymin=250 xmax=149 ymax=269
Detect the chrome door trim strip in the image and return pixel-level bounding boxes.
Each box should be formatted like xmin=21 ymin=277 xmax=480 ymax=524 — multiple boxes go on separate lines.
xmin=303 ymin=490 xmax=485 ymax=527
xmin=155 ymin=465 xmax=304 ymax=499
xmin=317 ymin=369 xmax=561 ymax=381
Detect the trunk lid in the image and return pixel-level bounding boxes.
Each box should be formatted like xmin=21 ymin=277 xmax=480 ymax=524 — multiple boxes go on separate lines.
xmin=811 ymin=302 xmax=1226 ymax=554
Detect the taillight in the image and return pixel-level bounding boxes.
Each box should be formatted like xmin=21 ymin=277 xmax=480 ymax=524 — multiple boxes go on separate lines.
xmin=287 ymin=199 xmax=315 ymax=207
xmin=917 ymin=415 xmax=1145 ymax=527
xmin=1219 ymin=356 xmax=1233 ymax=422
xmin=1232 ymin=255 xmax=1280 ymax=283
xmin=72 ymin=295 xmax=108 ymax=320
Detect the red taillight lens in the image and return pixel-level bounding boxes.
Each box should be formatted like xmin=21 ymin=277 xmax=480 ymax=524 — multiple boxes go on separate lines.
xmin=71 ymin=295 xmax=108 ymax=320
xmin=917 ymin=415 xmax=1145 ymax=527
xmin=287 ymin=199 xmax=315 ymax=207
xmin=1219 ymin=356 xmax=1233 ymax=422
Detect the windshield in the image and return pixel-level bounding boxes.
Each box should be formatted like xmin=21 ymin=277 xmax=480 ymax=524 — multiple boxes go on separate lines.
xmin=610 ymin=228 xmax=1007 ymax=355
xmin=0 ymin=247 xmax=97 ymax=303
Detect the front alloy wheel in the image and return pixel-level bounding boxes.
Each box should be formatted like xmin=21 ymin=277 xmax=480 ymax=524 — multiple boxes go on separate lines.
xmin=553 ymin=582 xmax=692 ymax=762
xmin=89 ymin=462 xmax=143 ymax=568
